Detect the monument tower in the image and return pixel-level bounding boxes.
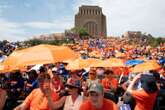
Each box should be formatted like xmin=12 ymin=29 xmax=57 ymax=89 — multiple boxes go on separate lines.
xmin=75 ymin=5 xmax=107 ymax=38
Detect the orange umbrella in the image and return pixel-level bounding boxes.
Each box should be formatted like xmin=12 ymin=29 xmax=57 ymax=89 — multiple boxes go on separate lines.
xmin=0 ymin=63 xmax=5 ymax=73
xmin=89 ymin=59 xmax=104 ymax=67
xmin=3 ymin=44 xmax=78 ymax=67
xmin=91 ymin=58 xmax=125 ymax=67
xmin=0 ymin=62 xmax=27 ymax=73
xmin=115 ymin=51 xmax=126 ymax=58
xmin=131 ymin=60 xmax=161 ymax=73
xmin=89 ymin=51 xmax=102 ymax=58
xmin=66 ymin=58 xmax=102 ymax=70
xmin=66 ymin=59 xmax=90 ymax=70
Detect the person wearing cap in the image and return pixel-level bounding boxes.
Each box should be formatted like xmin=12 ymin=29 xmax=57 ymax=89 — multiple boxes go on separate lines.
xmin=51 ymin=67 xmax=64 ymax=93
xmin=79 ymin=82 xmax=118 ymax=110
xmin=24 ymin=70 xmax=38 ymax=95
xmin=14 ymin=73 xmax=59 ymax=110
xmin=46 ymin=78 xmax=84 ymax=110
xmin=126 ymin=74 xmax=158 ymax=110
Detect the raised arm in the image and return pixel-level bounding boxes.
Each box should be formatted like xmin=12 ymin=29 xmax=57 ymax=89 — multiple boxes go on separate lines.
xmin=0 ymin=89 xmax=7 ymax=110
xmin=47 ymin=95 xmax=66 ymax=110
xmin=14 ymin=103 xmax=29 ymax=110
xmin=126 ymin=74 xmax=141 ymax=93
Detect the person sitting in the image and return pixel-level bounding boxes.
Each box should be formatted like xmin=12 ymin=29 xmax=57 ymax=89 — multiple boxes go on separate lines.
xmin=79 ymin=82 xmax=118 ymax=110
xmin=14 ymin=73 xmax=59 ymax=110
xmin=101 ymin=70 xmax=118 ymax=103
xmin=46 ymin=78 xmax=84 ymax=110
xmin=102 ymin=70 xmax=118 ymax=92
xmin=86 ymin=69 xmax=100 ymax=88
xmin=50 ymin=68 xmax=64 ymax=93
xmin=24 ymin=70 xmax=38 ymax=94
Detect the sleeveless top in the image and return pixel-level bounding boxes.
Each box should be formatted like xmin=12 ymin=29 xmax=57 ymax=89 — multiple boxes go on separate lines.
xmin=63 ymin=95 xmax=83 ymax=110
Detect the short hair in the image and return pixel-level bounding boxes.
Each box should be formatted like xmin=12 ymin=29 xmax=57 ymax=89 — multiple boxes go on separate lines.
xmin=104 ymin=69 xmax=114 ymax=75
xmin=37 ymin=73 xmax=50 ymax=81
xmin=140 ymin=74 xmax=158 ymax=93
xmin=39 ymin=66 xmax=47 ymax=73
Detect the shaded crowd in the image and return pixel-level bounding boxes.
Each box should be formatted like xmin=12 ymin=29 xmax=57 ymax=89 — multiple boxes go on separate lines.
xmin=0 ymin=38 xmax=165 ymax=110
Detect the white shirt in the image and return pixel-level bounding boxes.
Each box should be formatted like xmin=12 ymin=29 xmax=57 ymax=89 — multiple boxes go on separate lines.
xmin=87 ymin=79 xmax=99 ymax=87
xmin=63 ymin=95 xmax=83 ymax=110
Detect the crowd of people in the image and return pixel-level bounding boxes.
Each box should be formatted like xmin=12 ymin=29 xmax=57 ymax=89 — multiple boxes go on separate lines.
xmin=0 ymin=37 xmax=165 ymax=110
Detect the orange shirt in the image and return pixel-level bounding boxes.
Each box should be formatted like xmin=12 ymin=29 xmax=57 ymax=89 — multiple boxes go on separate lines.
xmin=79 ymin=98 xmax=118 ymax=110
xmin=132 ymin=89 xmax=158 ymax=110
xmin=23 ymin=88 xmax=59 ymax=110
xmin=101 ymin=77 xmax=118 ymax=90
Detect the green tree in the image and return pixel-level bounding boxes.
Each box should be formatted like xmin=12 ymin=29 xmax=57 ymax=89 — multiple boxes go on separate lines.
xmin=148 ymin=37 xmax=165 ymax=47
xmin=24 ymin=39 xmax=43 ymax=46
xmin=71 ymin=27 xmax=89 ymax=39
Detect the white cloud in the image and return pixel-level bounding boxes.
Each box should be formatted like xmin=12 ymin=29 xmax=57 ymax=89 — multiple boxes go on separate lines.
xmin=0 ymin=0 xmax=165 ymax=41
xmin=0 ymin=19 xmax=27 ymax=41
xmin=24 ymin=17 xmax=73 ymax=31
xmin=74 ymin=0 xmax=165 ymax=37
xmin=0 ymin=16 xmax=74 ymax=41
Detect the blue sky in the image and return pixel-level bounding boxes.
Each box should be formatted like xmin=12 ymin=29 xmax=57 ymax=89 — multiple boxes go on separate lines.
xmin=0 ymin=0 xmax=165 ymax=41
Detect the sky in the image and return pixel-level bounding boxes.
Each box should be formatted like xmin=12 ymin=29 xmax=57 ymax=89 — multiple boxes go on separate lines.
xmin=0 ymin=0 xmax=165 ymax=41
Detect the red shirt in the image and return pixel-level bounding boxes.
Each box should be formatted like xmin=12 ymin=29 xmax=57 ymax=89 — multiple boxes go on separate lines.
xmin=102 ymin=77 xmax=118 ymax=90
xmin=79 ymin=98 xmax=118 ymax=110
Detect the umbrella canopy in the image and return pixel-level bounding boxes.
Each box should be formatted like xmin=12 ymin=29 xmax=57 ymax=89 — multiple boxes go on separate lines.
xmin=115 ymin=52 xmax=126 ymax=58
xmin=131 ymin=60 xmax=161 ymax=73
xmin=89 ymin=51 xmax=102 ymax=58
xmin=0 ymin=62 xmax=27 ymax=73
xmin=66 ymin=58 xmax=102 ymax=70
xmin=0 ymin=63 xmax=5 ymax=73
xmin=91 ymin=58 xmax=125 ymax=67
xmin=66 ymin=59 xmax=90 ymax=70
xmin=125 ymin=60 xmax=144 ymax=66
xmin=2 ymin=44 xmax=78 ymax=69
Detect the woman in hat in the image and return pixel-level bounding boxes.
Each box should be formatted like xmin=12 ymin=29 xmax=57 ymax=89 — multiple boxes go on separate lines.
xmin=46 ymin=78 xmax=84 ymax=110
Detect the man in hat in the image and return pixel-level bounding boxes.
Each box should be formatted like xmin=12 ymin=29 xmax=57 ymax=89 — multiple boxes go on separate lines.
xmin=79 ymin=82 xmax=118 ymax=110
